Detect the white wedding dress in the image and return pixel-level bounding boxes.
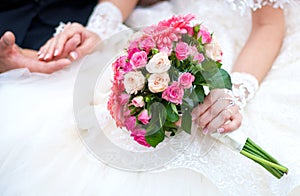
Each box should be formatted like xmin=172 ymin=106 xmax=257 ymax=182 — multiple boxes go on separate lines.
xmin=1 ymin=0 xmax=300 ymax=195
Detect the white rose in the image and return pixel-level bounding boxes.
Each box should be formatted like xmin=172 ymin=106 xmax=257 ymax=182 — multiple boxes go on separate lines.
xmin=205 ymin=38 xmax=222 ymax=62
xmin=148 ymin=72 xmax=170 ymax=93
xmin=146 ymin=52 xmax=171 ymax=73
xmin=124 ymin=71 xmax=146 ymax=94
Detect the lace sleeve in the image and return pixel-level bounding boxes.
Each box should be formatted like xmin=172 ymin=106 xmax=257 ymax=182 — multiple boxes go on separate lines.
xmin=86 ymin=2 xmax=128 ymax=40
xmin=226 ymin=0 xmax=294 ymax=14
xmin=230 ymin=72 xmax=259 ymax=110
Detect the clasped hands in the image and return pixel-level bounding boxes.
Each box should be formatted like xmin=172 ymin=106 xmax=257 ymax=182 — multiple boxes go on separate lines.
xmin=38 ymin=22 xmax=100 ymax=64
xmin=0 ymin=23 xmax=100 ymax=74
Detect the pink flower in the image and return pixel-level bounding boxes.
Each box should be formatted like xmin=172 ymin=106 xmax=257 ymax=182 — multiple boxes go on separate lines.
xmin=188 ymin=46 xmax=205 ymax=64
xmin=113 ymin=55 xmax=132 ymax=75
xmin=130 ymin=128 xmax=151 ymax=147
xmin=198 ymin=26 xmax=212 ymax=44
xmin=193 ymin=53 xmax=205 ymax=63
xmin=175 ymin=42 xmax=189 ymax=60
xmin=119 ymin=93 xmax=130 ymax=105
xmin=162 ymin=82 xmax=184 ymax=105
xmin=178 ymin=73 xmax=195 ymax=89
xmin=125 ymin=116 xmax=136 ymax=131
xmin=144 ymin=25 xmax=179 ymax=52
xmin=130 ymin=51 xmax=148 ymax=69
xmin=159 ymin=14 xmax=195 ymax=34
xmin=128 ymin=47 xmax=141 ymax=60
xmin=107 ymin=73 xmax=127 ymax=127
xmin=138 ymin=110 xmax=151 ymax=125
xmin=139 ymin=36 xmax=156 ymax=53
xmin=113 ymin=55 xmax=127 ymax=71
xmin=131 ymin=96 xmax=145 ymax=107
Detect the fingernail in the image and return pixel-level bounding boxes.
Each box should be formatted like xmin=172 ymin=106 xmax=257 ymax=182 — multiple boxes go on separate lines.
xmin=54 ymin=49 xmax=59 ymax=56
xmin=38 ymin=53 xmax=44 ymax=59
xmin=70 ymin=51 xmax=78 ymax=60
xmin=217 ymin=127 xmax=225 ymax=133
xmin=37 ymin=51 xmax=41 ymax=55
xmin=44 ymin=53 xmax=50 ymax=60
xmin=203 ymin=128 xmax=209 ymax=135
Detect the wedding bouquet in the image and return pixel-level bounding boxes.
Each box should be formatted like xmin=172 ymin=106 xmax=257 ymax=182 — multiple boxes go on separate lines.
xmin=107 ymin=14 xmax=288 ymax=178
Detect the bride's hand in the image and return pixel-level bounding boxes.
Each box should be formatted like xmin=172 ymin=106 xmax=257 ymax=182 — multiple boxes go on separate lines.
xmin=38 ymin=23 xmax=101 ymax=61
xmin=191 ymin=89 xmax=242 ymax=134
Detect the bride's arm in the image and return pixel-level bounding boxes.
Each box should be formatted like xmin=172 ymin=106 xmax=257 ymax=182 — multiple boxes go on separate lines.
xmin=232 ymin=5 xmax=285 ymax=83
xmin=229 ymin=5 xmax=285 ymax=109
xmin=192 ymin=6 xmax=286 ymax=134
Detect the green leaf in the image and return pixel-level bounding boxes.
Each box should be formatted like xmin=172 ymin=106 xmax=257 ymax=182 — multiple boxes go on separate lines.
xmin=201 ymin=60 xmax=219 ymax=77
xmin=181 ymin=108 xmax=192 ymax=134
xmin=194 ymin=85 xmax=205 ymax=103
xmin=206 ymin=69 xmax=232 ymax=90
xmin=145 ymin=128 xmax=165 ymax=148
xmin=166 ymin=103 xmax=179 ymax=123
xmin=193 ymin=72 xmax=206 ymax=85
xmin=144 ymin=103 xmax=167 ymax=147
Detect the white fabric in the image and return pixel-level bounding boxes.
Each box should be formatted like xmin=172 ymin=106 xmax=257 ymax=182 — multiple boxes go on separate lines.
xmin=86 ymin=2 xmax=128 ymax=39
xmin=231 ymin=72 xmax=259 ymax=109
xmin=1 ymin=1 xmax=300 ymax=196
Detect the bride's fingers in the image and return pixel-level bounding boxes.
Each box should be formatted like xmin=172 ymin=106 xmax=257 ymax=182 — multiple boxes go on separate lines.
xmin=191 ymin=89 xmax=229 ymax=120
xmin=61 ymin=34 xmax=81 ymax=60
xmin=218 ymin=112 xmax=243 ymax=133
xmin=67 ymin=32 xmax=100 ymax=60
xmin=38 ymin=38 xmax=53 ymax=60
xmin=196 ymin=97 xmax=233 ymax=128
xmin=43 ymin=37 xmax=58 ymax=61
xmin=53 ymin=23 xmax=84 ymax=56
xmin=203 ymin=104 xmax=240 ymax=134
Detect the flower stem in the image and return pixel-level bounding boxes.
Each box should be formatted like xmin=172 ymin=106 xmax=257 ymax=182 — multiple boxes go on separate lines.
xmin=240 ymin=138 xmax=288 ymax=179
xmin=240 ymin=150 xmax=288 ymax=174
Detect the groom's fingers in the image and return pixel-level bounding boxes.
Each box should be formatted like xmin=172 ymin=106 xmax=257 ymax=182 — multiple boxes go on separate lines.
xmin=29 ymin=58 xmax=72 ymax=74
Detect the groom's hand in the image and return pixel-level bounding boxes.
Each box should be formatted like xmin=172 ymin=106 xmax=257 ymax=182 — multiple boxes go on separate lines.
xmin=0 ymin=31 xmax=72 ymax=74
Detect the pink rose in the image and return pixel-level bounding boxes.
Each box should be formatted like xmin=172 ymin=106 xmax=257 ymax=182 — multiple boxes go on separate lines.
xmin=130 ymin=128 xmax=151 ymax=147
xmin=198 ymin=26 xmax=212 ymax=44
xmin=175 ymin=42 xmax=189 ymax=61
xmin=188 ymin=46 xmax=204 ymax=64
xmin=162 ymin=82 xmax=184 ymax=105
xmin=130 ymin=51 xmax=148 ymax=69
xmin=125 ymin=116 xmax=137 ymax=131
xmin=194 ymin=53 xmax=204 ymax=64
xmin=131 ymin=96 xmax=145 ymax=107
xmin=138 ymin=110 xmax=151 ymax=125
xmin=178 ymin=73 xmax=195 ymax=89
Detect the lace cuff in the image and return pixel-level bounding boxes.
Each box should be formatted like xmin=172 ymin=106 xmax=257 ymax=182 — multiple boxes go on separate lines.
xmin=86 ymin=2 xmax=128 ymax=40
xmin=53 ymin=22 xmax=71 ymax=36
xmin=230 ymin=72 xmax=259 ymax=109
